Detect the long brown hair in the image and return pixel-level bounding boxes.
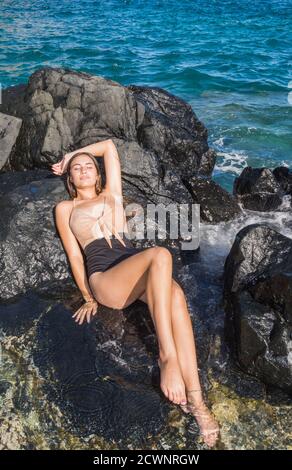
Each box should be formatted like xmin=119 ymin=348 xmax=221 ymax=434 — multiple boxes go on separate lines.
xmin=66 ymin=151 xmax=102 ymax=199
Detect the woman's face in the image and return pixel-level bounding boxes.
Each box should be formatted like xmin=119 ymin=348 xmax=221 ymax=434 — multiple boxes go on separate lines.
xmin=69 ymin=155 xmax=98 ymax=189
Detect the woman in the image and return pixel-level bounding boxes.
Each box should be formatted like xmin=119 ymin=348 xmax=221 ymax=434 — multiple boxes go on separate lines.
xmin=52 ymin=139 xmax=220 ymax=447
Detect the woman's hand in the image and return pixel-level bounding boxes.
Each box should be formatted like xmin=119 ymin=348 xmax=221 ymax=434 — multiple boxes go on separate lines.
xmin=51 ymin=153 xmax=72 ymax=176
xmin=72 ymin=299 xmax=99 ymax=325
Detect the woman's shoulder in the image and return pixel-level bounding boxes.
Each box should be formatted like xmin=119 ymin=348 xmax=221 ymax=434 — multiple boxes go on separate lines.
xmin=55 ymin=199 xmax=74 ymax=213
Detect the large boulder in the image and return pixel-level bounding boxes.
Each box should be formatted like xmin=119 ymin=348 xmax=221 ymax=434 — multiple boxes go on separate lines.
xmin=0 ymin=66 xmax=217 ymax=208
xmin=0 ymin=285 xmax=171 ymax=447
xmin=223 ymin=223 xmax=292 ymax=394
xmin=0 ymin=173 xmax=72 ymax=300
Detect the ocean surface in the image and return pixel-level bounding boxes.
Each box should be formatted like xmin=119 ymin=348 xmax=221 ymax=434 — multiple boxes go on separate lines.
xmin=0 ymin=0 xmax=291 ymax=192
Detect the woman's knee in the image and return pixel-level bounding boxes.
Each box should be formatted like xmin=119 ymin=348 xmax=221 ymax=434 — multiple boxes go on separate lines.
xmin=138 ymin=278 xmax=186 ymax=308
xmin=151 ymin=246 xmax=173 ymax=268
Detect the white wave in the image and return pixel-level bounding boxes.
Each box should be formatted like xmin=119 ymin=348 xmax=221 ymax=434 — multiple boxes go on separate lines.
xmin=197 ymin=197 xmax=292 ymax=276
xmin=213 ymin=137 xmax=225 ymax=146
xmin=213 ymin=150 xmax=249 ymax=175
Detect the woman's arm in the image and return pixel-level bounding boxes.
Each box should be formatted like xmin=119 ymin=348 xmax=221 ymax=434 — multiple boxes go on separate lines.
xmin=66 ymin=139 xmax=113 ymax=161
xmin=55 ymin=201 xmax=95 ymax=303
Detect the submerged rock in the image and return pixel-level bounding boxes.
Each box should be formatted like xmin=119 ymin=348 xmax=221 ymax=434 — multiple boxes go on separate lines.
xmin=0 ymin=286 xmax=169 ymax=447
xmin=0 ymin=281 xmax=209 ymax=449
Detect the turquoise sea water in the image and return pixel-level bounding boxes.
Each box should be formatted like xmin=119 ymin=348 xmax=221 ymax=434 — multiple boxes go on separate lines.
xmin=0 ymin=0 xmax=291 ymax=192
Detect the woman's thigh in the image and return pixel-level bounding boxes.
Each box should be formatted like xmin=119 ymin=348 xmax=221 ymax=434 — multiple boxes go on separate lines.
xmin=89 ymin=246 xmax=162 ymax=309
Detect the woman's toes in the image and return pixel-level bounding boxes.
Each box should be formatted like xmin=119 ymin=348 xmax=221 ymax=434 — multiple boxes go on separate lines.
xmin=168 ymin=391 xmax=173 ymax=402
xmin=180 ymin=403 xmax=190 ymax=414
xmin=179 ymin=388 xmax=187 ymax=405
xmin=162 ymin=388 xmax=169 ymax=400
xmin=174 ymin=393 xmax=180 ymax=404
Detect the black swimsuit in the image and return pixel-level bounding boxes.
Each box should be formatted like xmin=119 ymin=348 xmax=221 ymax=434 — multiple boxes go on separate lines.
xmin=69 ymin=192 xmax=146 ymax=277
xmin=84 ymin=233 xmax=146 ymax=277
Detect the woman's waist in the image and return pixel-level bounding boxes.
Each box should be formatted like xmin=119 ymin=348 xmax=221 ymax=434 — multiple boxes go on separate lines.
xmin=83 ymin=232 xmax=134 ymax=254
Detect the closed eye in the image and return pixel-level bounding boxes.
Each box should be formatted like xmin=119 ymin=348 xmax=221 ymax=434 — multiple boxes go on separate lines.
xmin=72 ymin=164 xmax=94 ymax=170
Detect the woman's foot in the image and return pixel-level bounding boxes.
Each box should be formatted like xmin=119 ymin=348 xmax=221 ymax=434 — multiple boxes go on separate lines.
xmin=186 ymin=389 xmax=220 ymax=448
xmin=157 ymin=357 xmax=187 ymax=407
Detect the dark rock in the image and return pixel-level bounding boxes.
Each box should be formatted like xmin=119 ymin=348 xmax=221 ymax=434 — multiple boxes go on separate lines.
xmin=183 ymin=176 xmax=242 ymax=223
xmin=0 ymin=83 xmax=27 ymax=118
xmin=0 ymin=66 xmax=217 ymax=208
xmin=0 ymin=168 xmax=53 ymax=197
xmin=0 ymin=68 xmax=242 ymax=301
xmin=127 ymin=84 xmax=216 ymax=177
xmin=0 ymin=112 xmax=22 ymax=170
xmin=223 ymin=223 xmax=292 ymax=394
xmin=237 ymin=192 xmax=283 ymax=212
xmin=273 ymin=166 xmax=292 ymax=195
xmin=0 ymin=175 xmax=74 ymax=300
xmin=197 ymin=148 xmax=217 ymax=177
xmin=233 ymin=167 xmax=287 ymax=211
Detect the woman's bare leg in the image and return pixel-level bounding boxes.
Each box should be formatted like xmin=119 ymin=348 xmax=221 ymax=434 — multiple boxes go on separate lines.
xmin=139 ymin=280 xmax=201 ymax=392
xmin=90 ymin=247 xmax=219 ymax=446
xmin=139 ymin=280 xmax=220 ymax=447
xmin=89 ymin=246 xmax=187 ymax=405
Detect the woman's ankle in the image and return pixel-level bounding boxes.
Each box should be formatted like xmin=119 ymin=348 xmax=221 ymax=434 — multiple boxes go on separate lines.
xmin=187 ymin=389 xmax=205 ymax=406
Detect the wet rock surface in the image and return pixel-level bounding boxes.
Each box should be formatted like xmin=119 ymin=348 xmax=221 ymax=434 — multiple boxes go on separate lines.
xmin=233 ymin=166 xmax=292 ymax=211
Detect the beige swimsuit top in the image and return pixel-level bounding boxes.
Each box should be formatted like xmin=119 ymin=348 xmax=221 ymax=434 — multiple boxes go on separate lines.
xmin=69 ymin=191 xmax=129 ymax=250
